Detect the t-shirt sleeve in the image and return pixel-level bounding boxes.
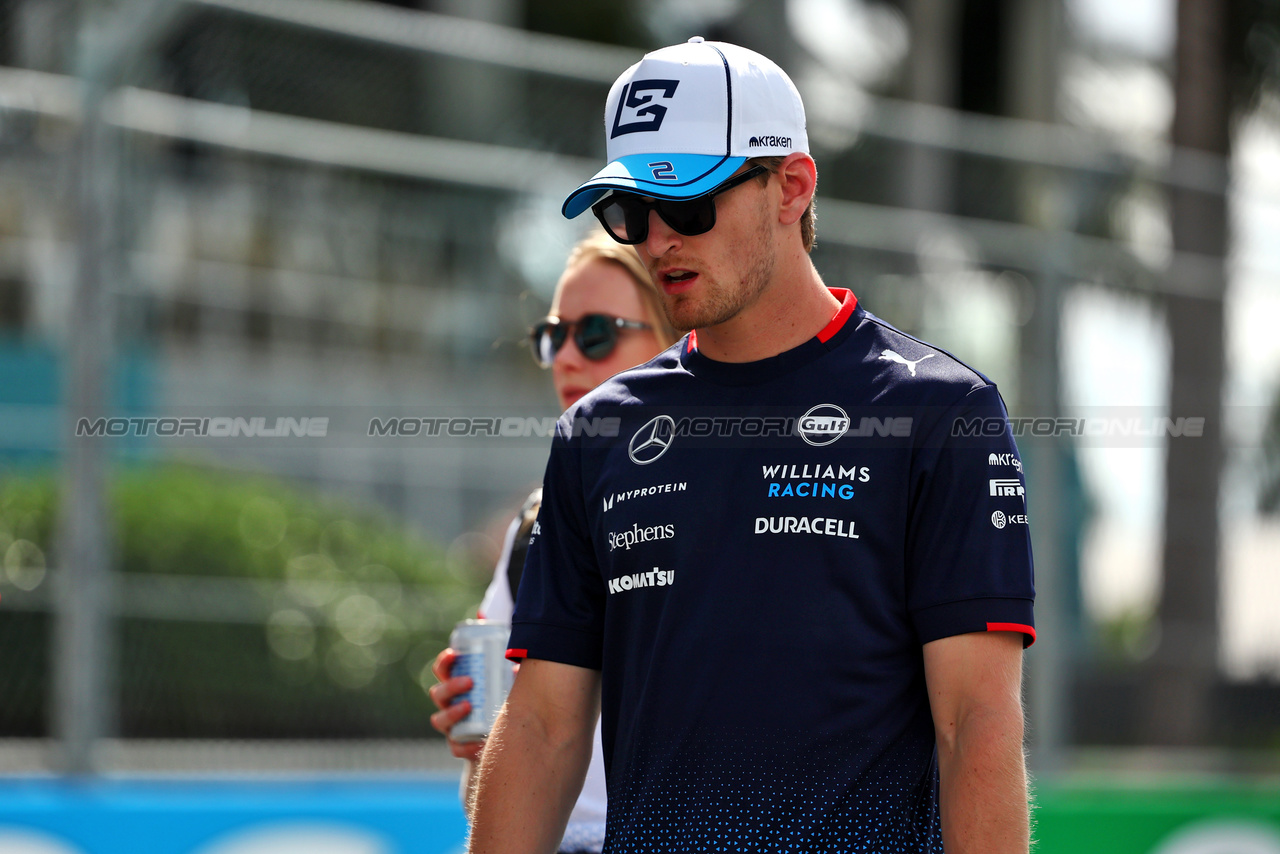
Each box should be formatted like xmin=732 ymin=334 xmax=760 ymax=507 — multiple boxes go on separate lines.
xmin=905 ymin=383 xmax=1036 ymax=647
xmin=507 ymin=419 xmax=607 ymax=669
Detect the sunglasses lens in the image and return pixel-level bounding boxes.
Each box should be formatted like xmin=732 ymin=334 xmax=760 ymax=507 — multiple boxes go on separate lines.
xmin=597 ymin=197 xmax=648 ymax=244
xmin=593 ymin=167 xmax=764 ymax=245
xmin=576 ymin=314 xmax=618 ymax=361
xmin=597 ymin=199 xmax=634 ymax=243
xmin=531 ymin=317 xmax=620 ymax=365
xmin=658 ymin=197 xmax=717 ymax=237
xmin=530 ymin=321 xmax=566 ymax=367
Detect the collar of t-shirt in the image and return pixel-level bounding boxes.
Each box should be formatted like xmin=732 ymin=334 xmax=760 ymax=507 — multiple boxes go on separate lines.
xmin=680 ymin=287 xmax=860 ymax=386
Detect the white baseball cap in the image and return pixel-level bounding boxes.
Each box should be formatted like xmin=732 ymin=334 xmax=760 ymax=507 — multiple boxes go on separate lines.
xmin=561 ymin=37 xmax=809 ymax=219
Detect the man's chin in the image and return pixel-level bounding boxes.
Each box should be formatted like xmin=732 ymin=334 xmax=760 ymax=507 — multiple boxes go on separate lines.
xmin=661 ymin=294 xmax=714 ymax=333
xmin=662 ymin=300 xmax=734 ymax=335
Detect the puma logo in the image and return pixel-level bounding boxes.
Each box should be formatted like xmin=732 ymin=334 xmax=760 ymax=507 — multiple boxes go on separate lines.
xmin=878 ymin=349 xmax=935 ymax=377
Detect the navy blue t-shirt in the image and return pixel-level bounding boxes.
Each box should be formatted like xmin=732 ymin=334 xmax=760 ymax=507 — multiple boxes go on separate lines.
xmin=510 ymin=289 xmax=1035 ymax=853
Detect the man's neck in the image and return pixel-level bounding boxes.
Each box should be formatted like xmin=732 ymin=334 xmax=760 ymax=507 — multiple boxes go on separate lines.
xmin=694 ymin=257 xmax=838 ymax=363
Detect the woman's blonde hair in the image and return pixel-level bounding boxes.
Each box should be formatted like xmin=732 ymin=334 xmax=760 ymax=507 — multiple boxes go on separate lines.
xmin=564 ymin=230 xmax=680 ymax=348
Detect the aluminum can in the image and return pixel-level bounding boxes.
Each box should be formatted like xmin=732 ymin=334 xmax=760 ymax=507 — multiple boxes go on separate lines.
xmin=448 ymin=619 xmax=514 ymax=742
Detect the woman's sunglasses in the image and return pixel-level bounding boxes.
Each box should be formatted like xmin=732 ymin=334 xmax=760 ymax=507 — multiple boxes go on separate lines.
xmin=591 ymin=165 xmax=769 ymax=245
xmin=529 ymin=314 xmax=652 ymax=368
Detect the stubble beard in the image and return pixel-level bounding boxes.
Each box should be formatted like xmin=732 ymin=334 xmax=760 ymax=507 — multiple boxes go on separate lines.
xmin=659 ymin=202 xmax=776 ymax=334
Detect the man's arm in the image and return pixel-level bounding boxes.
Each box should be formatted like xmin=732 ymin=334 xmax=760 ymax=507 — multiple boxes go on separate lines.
xmin=922 ymin=630 xmax=1029 ymax=854
xmin=468 ymin=657 xmax=600 ymax=854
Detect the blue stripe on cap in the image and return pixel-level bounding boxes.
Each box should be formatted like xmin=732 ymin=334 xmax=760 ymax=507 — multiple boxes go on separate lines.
xmin=561 ymin=154 xmax=746 ymax=219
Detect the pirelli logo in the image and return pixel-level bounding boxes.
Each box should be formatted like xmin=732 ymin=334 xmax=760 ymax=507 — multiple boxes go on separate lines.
xmin=989 ymin=478 xmax=1025 ymax=497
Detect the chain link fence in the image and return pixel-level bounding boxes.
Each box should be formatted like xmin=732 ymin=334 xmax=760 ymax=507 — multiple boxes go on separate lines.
xmin=0 ymin=0 xmax=1276 ymax=774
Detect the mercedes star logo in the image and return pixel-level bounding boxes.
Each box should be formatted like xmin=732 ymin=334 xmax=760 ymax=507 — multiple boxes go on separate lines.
xmin=628 ymin=415 xmax=676 ymax=465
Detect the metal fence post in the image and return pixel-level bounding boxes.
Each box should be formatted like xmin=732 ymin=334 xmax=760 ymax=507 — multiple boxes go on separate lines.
xmin=53 ymin=0 xmax=187 ymax=775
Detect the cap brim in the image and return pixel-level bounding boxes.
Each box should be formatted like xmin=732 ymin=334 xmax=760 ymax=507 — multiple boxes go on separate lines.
xmin=562 ymin=154 xmax=747 ymax=219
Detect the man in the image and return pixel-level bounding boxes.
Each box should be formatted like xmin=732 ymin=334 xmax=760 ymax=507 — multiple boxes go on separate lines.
xmin=469 ymin=38 xmax=1035 ymax=854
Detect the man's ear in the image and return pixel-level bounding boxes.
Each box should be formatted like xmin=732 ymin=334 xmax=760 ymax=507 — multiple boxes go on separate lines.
xmin=775 ymin=152 xmax=816 ymax=226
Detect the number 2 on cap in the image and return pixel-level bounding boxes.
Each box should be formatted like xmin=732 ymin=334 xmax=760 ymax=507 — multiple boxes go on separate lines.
xmin=649 ymin=161 xmax=677 ymax=181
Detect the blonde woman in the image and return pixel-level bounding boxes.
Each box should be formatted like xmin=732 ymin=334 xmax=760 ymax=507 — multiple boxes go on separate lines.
xmin=430 ymin=230 xmax=677 ymax=854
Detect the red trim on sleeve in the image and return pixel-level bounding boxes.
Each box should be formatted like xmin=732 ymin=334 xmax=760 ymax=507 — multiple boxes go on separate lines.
xmin=817 ymin=289 xmax=858 ymax=343
xmin=505 ymin=648 xmax=527 ymax=661
xmin=987 ymin=622 xmax=1036 ymax=647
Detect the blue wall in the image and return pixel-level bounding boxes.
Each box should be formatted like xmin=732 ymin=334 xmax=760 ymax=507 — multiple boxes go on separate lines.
xmin=0 ymin=777 xmax=469 ymax=854
xmin=0 ymin=338 xmax=154 ymax=462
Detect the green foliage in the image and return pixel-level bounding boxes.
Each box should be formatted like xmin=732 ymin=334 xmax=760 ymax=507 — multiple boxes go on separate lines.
xmin=0 ymin=470 xmax=58 ymax=568
xmin=1095 ymin=607 xmax=1161 ymax=666
xmin=0 ymin=464 xmax=485 ymax=738
xmin=109 ymin=464 xmax=462 ymax=585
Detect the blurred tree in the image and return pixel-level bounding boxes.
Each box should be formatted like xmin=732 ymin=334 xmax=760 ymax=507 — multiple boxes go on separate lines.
xmin=1142 ymin=0 xmax=1280 ymax=745
xmin=1144 ymin=0 xmax=1231 ymax=747
xmin=1236 ymin=7 xmax=1280 ymax=523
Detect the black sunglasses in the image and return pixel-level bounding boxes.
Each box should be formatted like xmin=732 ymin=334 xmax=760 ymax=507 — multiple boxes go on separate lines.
xmin=529 ymin=314 xmax=652 ymax=368
xmin=591 ymin=165 xmax=769 ymax=245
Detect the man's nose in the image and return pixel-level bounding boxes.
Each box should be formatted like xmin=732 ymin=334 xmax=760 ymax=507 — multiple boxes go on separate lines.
xmin=644 ymin=209 xmax=682 ymax=258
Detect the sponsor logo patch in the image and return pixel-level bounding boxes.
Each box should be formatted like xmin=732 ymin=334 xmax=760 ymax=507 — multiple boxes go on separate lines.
xmin=992 ymin=510 xmax=1029 ymax=529
xmin=754 ymin=516 xmax=860 ymax=539
xmin=989 ymin=478 xmax=1025 ymax=498
xmin=608 ymin=567 xmax=674 ymax=595
xmin=987 ymin=452 xmax=1023 ymax=472
xmin=797 ymin=404 xmax=850 ymax=447
xmin=607 ymin=522 xmax=675 ymax=552
xmin=747 ymin=135 xmax=793 ymax=148
xmin=603 ymin=481 xmax=687 ymax=513
xmin=629 ymin=415 xmax=675 ymax=465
